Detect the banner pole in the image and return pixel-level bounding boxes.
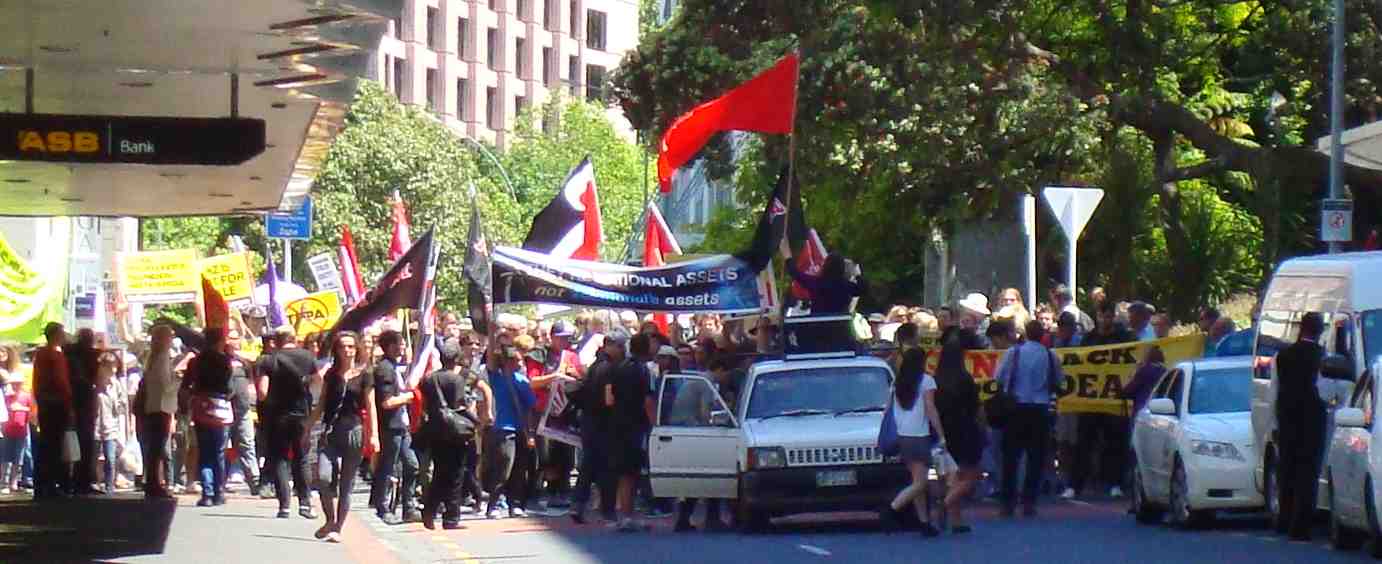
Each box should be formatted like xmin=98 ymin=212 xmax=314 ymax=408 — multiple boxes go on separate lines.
xmin=779 ymin=48 xmax=802 ymax=325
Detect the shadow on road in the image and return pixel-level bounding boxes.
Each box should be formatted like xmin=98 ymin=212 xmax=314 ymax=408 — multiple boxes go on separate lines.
xmin=0 ymin=495 xmax=176 ymax=562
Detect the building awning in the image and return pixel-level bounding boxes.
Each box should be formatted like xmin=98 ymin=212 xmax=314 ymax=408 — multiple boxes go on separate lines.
xmin=1317 ymin=120 xmax=1382 ymax=172
xmin=0 ymin=0 xmax=401 ymax=217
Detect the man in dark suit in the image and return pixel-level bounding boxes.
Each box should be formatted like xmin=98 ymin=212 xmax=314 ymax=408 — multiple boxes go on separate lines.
xmin=1274 ymin=312 xmax=1327 ymax=541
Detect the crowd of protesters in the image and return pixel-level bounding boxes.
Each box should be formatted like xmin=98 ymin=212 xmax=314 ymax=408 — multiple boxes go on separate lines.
xmin=0 ymin=279 xmax=1257 ymax=542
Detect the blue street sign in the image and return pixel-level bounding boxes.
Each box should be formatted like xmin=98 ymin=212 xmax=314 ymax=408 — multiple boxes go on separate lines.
xmin=266 ymin=197 xmax=312 ymax=240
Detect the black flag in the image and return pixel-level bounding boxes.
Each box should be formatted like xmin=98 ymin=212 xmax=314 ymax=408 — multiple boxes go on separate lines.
xmin=333 ymin=229 xmax=436 ymax=334
xmin=464 ymin=197 xmax=492 ymax=335
xmin=736 ymin=165 xmax=802 ymax=272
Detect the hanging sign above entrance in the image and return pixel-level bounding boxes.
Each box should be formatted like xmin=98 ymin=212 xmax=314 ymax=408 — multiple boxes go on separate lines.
xmin=0 ymin=113 xmax=266 ymax=165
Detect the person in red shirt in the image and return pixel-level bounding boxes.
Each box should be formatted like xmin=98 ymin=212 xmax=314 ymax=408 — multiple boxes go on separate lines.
xmin=3 ymin=365 xmax=33 ymax=493
xmin=32 ymin=322 xmax=74 ymax=500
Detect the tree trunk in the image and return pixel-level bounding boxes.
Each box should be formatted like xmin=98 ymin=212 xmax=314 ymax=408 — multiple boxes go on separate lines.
xmin=1152 ymin=132 xmax=1203 ymax=320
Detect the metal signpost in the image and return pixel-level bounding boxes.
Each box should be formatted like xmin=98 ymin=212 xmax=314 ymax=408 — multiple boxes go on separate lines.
xmin=1042 ymin=187 xmax=1105 ymax=290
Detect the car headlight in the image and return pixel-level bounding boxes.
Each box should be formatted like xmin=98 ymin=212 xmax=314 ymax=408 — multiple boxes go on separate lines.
xmin=1190 ymin=440 xmax=1243 ymax=461
xmin=748 ymin=447 xmax=787 ymax=470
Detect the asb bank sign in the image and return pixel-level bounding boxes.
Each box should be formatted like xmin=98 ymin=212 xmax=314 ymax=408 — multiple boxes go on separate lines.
xmin=0 ymin=113 xmax=265 ymax=165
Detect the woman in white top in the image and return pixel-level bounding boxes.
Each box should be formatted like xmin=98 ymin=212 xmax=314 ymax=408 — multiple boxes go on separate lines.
xmin=884 ymin=348 xmax=948 ymax=537
xmin=94 ymin=351 xmax=129 ymax=493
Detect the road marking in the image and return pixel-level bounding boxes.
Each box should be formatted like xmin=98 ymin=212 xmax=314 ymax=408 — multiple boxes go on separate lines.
xmin=1067 ymin=500 xmax=1093 ymax=506
xmin=798 ymin=544 xmax=832 ymax=557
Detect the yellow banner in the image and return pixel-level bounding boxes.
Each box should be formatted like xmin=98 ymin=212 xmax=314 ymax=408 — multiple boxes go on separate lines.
xmin=119 ymin=249 xmax=200 ymax=304
xmin=285 ymin=291 xmax=342 ymax=337
xmin=198 ymin=253 xmax=253 ymax=303
xmin=925 ymin=334 xmax=1206 ymax=416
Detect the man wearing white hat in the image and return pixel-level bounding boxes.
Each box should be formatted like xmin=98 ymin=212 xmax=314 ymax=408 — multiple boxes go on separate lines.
xmin=952 ymin=293 xmax=992 ymax=350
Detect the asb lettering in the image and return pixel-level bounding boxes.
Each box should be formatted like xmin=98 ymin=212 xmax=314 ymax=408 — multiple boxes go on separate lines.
xmin=18 ymin=130 xmax=101 ymax=154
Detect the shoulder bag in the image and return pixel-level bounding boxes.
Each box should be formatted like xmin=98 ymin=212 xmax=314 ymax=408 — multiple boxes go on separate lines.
xmin=984 ymin=345 xmax=1022 ymax=429
xmin=431 ymin=374 xmax=478 ymax=442
xmin=877 ymin=396 xmax=900 ymax=457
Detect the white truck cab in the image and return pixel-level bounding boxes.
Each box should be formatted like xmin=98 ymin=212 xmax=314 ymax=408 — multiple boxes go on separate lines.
xmin=648 ymin=347 xmax=908 ymax=531
xmin=1250 ymin=252 xmax=1382 ymax=527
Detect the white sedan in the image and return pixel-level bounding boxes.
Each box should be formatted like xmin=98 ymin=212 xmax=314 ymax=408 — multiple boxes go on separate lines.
xmin=1322 ymin=357 xmax=1382 ymax=555
xmin=1131 ymin=356 xmax=1262 ymax=528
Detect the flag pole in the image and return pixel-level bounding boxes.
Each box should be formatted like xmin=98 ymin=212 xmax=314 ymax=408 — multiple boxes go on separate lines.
xmin=779 ymin=48 xmax=802 ymax=323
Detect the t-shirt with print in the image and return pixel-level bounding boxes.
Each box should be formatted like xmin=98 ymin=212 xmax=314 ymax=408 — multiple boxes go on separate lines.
xmin=3 ymin=390 xmax=31 ymax=437
xmin=893 ymin=374 xmax=938 ymax=437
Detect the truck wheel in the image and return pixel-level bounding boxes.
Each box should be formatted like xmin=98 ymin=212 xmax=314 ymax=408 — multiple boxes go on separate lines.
xmin=736 ymin=503 xmax=770 ymax=534
xmin=1132 ymin=468 xmax=1164 ymax=525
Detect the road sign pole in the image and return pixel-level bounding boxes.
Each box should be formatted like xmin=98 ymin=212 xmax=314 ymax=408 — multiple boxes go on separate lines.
xmin=1021 ymin=194 xmax=1037 ymax=313
xmin=283 ymin=238 xmax=291 ymax=285
xmin=1328 ymin=0 xmax=1345 ymax=253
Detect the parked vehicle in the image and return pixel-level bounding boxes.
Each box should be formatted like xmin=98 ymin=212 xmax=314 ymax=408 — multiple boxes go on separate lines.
xmin=1131 ymin=356 xmax=1261 ymax=527
xmin=1322 ymin=359 xmax=1382 ymax=555
xmin=1250 ymin=252 xmax=1382 ymax=530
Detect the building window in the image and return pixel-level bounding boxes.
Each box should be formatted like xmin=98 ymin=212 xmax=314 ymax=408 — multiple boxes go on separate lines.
xmin=515 ymin=37 xmax=527 ymax=78
xmin=458 ymin=18 xmax=470 ymax=58
xmin=390 ymin=17 xmax=401 ymax=38
xmin=544 ymin=0 xmax=557 ymax=30
xmin=585 ymin=10 xmax=606 ymax=51
xmin=568 ymin=55 xmax=580 ymax=96
xmin=517 ymin=0 xmax=528 ymax=19
xmin=426 ymin=7 xmax=440 ymax=50
xmin=486 ymin=28 xmax=498 ymax=68
xmin=426 ymin=68 xmax=437 ymax=110
xmin=585 ymin=64 xmax=605 ymax=101
xmin=569 ymin=1 xmax=579 ymax=39
xmin=516 ymin=95 xmax=528 ymax=117
xmin=383 ymin=54 xmax=394 ymax=93
xmin=393 ymin=57 xmax=406 ymax=98
xmin=486 ymin=87 xmax=498 ymax=130
xmin=542 ymin=47 xmax=553 ymax=86
xmin=457 ymin=78 xmax=470 ymax=120
xmin=488 ymin=0 xmax=498 ymax=10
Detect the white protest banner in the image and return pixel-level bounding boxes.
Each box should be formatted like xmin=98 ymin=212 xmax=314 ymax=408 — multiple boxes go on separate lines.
xmin=307 ymin=253 xmax=343 ymax=294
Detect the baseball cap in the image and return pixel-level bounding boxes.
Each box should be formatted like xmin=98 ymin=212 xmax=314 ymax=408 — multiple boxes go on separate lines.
xmin=551 ymin=320 xmax=575 ymax=337
xmin=657 ymin=345 xmax=678 ymax=358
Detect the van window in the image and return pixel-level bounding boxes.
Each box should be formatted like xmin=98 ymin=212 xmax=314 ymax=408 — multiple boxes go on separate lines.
xmin=1255 ymin=309 xmax=1296 ymax=361
xmin=1364 ymin=310 xmax=1382 ymax=369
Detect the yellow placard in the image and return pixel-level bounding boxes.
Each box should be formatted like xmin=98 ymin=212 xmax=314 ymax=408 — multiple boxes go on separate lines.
xmin=285 ymin=291 xmax=343 ymax=336
xmin=922 ymin=334 xmax=1207 ymax=416
xmin=119 ymin=249 xmax=200 ymax=304
xmin=198 ymin=253 xmax=253 ymax=303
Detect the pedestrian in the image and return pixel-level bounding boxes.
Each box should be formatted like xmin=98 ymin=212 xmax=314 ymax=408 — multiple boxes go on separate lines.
xmin=539 ymin=321 xmax=582 ymax=509
xmin=224 ymin=329 xmax=259 ymax=494
xmin=985 ymin=320 xmax=1016 ymax=350
xmin=187 ymin=328 xmax=233 ymax=507
xmin=1273 ymin=312 xmax=1327 ymax=541
xmin=254 ymin=333 xmax=280 ymax=499
xmin=308 ymin=331 xmax=377 ymax=542
xmin=1049 ymin=285 xmax=1094 ymax=334
xmin=570 ymin=341 xmax=616 ymax=525
xmin=785 ymin=254 xmax=867 ymax=314
xmin=605 ymin=330 xmax=652 ymax=532
xmin=1127 ymin=302 xmax=1158 ymax=342
xmin=934 ymin=340 xmax=983 ymax=534
xmin=93 ymin=351 xmax=129 ymax=494
xmin=673 ymin=354 xmax=735 ymax=532
xmin=3 ymin=364 xmax=33 ymax=494
xmin=954 ymin=294 xmax=992 ymax=350
xmin=140 ymin=325 xmax=180 ymax=499
xmin=67 ymin=328 xmax=101 ymax=495
xmin=1121 ymin=348 xmax=1166 ymax=419
xmin=33 ymin=322 xmax=74 ymax=501
xmin=370 ymin=330 xmax=420 ymax=525
xmin=1065 ymin=302 xmax=1134 ymax=500
xmin=265 ymin=328 xmax=318 ymax=519
xmin=1151 ymin=314 xmax=1172 ymax=339
xmin=995 ymin=288 xmax=1032 ymax=333
xmin=994 ymin=320 xmax=1061 ymax=517
xmin=882 ymin=348 xmax=946 ymax=537
xmin=1197 ymin=307 xmax=1221 ymax=334
xmin=483 ymin=345 xmax=536 ymax=519
xmin=418 ymin=340 xmax=477 ymax=530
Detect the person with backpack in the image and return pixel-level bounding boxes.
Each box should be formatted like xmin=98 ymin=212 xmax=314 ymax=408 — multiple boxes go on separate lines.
xmin=993 ymin=320 xmax=1063 ymax=517
xmin=419 ymin=340 xmax=480 ymax=530
xmin=307 ymin=332 xmax=377 ymax=543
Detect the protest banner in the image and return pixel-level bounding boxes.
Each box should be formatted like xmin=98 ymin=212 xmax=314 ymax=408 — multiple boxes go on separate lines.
xmin=198 ymin=252 xmax=253 ymax=304
xmin=925 ymin=334 xmax=1206 ymax=416
xmin=119 ymin=249 xmax=199 ymax=304
xmin=491 ymin=246 xmax=766 ymax=314
xmin=536 ymin=376 xmax=583 ymax=447
xmin=285 ymin=290 xmax=343 ymax=336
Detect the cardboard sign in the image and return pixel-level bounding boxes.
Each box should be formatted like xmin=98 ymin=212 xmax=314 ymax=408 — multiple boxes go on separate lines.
xmin=198 ymin=253 xmax=254 ymax=304
xmin=285 ymin=291 xmax=343 ymax=336
xmin=119 ymin=249 xmax=199 ymax=304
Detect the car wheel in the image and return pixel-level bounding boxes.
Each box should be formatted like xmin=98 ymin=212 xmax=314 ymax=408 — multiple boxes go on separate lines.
xmin=1330 ymin=473 xmax=1364 ymax=550
xmin=1168 ymin=458 xmax=1210 ymax=529
xmin=1264 ymin=452 xmax=1286 ymax=534
xmin=1133 ymin=468 xmax=1164 ymax=525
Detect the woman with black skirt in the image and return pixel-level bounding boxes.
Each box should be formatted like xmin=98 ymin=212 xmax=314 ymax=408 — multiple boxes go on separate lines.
xmin=307 ymin=332 xmax=378 ymax=543
xmin=934 ymin=339 xmax=985 ymax=533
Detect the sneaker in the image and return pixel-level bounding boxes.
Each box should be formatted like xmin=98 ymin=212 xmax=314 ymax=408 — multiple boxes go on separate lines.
xmin=276 ymin=510 xmax=291 ymax=519
xmin=615 ymin=518 xmax=641 ymax=533
xmin=196 ymin=498 xmax=215 ymax=507
xmin=1 ymin=488 xmax=10 ymax=495
xmin=325 ymin=531 xmax=342 ymax=543
xmin=485 ymin=507 xmax=503 ymax=520
xmin=403 ymin=509 xmax=423 ymax=523
xmin=509 ymin=507 xmax=527 ymax=518
xmin=378 ymin=513 xmax=403 ymax=526
xmin=300 ymin=506 xmax=317 ymax=520
xmin=1059 ymin=487 xmax=1076 ymax=500
xmin=1108 ymin=486 xmax=1124 ymax=499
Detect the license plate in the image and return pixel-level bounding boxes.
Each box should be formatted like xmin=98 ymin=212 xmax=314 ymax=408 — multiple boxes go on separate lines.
xmin=816 ymin=469 xmax=857 ymax=487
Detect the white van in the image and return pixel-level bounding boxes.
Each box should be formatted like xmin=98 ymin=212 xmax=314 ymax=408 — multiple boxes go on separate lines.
xmin=1251 ymin=252 xmax=1382 ymax=528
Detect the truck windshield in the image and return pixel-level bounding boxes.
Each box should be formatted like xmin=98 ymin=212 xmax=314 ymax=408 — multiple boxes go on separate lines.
xmin=1188 ymin=366 xmax=1253 ymax=414
xmin=746 ymin=366 xmax=892 ymax=420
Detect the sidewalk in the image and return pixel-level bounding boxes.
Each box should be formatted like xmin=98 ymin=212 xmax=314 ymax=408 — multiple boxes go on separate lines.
xmin=0 ymin=489 xmax=399 ymax=564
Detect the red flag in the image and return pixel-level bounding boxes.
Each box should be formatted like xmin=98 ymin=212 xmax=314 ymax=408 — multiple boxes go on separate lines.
xmin=657 ymin=53 xmax=799 ymax=192
xmin=201 ymin=275 xmax=230 ymax=330
xmin=643 ymin=202 xmax=681 ymax=333
xmin=388 ymin=190 xmax=412 ymax=262
xmin=339 ymin=226 xmax=366 ymax=304
xmin=791 ymin=229 xmax=828 ymax=300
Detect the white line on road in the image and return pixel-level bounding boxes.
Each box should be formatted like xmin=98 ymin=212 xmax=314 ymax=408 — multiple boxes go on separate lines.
xmin=798 ymin=544 xmax=832 ymax=557
xmin=1067 ymin=500 xmax=1093 ymax=507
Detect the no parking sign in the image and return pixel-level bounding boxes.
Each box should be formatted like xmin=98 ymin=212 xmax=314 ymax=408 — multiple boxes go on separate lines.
xmin=1321 ymin=198 xmax=1353 ymax=243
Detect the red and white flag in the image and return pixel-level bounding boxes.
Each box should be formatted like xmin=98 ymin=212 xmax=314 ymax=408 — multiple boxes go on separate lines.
xmin=522 ymin=157 xmax=603 ymax=261
xmin=642 ymin=201 xmax=682 ymax=334
xmin=388 ymin=190 xmax=412 ymax=262
xmin=790 ymin=229 xmax=828 ymax=300
xmin=338 ymin=226 xmax=366 ymax=304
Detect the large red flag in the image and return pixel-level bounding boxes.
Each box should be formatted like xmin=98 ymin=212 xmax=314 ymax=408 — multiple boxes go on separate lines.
xmin=657 ymin=53 xmax=799 ymax=192
xmin=338 ymin=225 xmax=366 ymax=304
xmin=388 ymin=190 xmax=412 ymax=262
xmin=642 ymin=202 xmax=682 ymax=334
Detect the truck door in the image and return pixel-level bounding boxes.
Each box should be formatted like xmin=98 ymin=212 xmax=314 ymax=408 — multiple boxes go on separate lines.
xmin=649 ymin=374 xmax=740 ymax=500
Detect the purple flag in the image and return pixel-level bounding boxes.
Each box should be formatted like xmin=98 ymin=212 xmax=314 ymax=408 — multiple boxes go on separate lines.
xmin=266 ymin=249 xmax=285 ymax=327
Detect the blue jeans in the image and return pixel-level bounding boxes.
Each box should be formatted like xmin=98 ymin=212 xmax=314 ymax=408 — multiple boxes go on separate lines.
xmin=101 ymin=439 xmax=118 ymax=492
xmin=196 ymin=425 xmax=228 ymax=501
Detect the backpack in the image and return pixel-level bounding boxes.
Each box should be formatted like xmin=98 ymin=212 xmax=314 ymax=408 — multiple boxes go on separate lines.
xmin=430 ymin=374 xmax=478 ymax=442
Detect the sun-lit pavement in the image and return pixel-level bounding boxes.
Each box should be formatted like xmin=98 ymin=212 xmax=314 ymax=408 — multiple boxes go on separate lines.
xmin=5 ymin=488 xmax=1376 ymax=564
